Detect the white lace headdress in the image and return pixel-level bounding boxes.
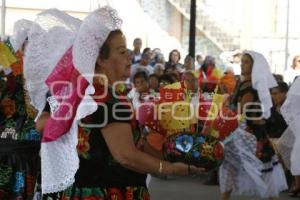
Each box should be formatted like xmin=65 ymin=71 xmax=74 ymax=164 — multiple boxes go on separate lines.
xmin=24 ymin=8 xmax=81 ymax=117
xmin=25 ymin=6 xmax=122 ymax=194
xmin=72 ymin=6 xmax=122 ymax=83
xmin=281 ymin=77 xmax=300 ymax=175
xmin=9 ymin=19 xmax=33 ymax=52
xmin=244 ymin=50 xmax=278 ymax=118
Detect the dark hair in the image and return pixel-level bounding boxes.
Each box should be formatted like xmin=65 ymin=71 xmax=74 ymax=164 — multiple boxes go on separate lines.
xmin=242 ymin=53 xmax=254 ymax=64
xmin=169 ymin=72 xmax=180 ymax=82
xmin=196 ymin=54 xmax=202 ymax=60
xmin=142 ymin=51 xmax=151 ymax=59
xmin=133 ymin=38 xmax=141 ymax=43
xmin=273 ymin=74 xmax=284 ymax=82
xmin=142 ymin=47 xmax=151 ymax=55
xmin=201 ymin=55 xmax=216 ymax=74
xmin=274 ymin=81 xmax=289 ymax=93
xmin=149 ymin=74 xmax=159 ymax=80
xmin=159 ymin=74 xmax=174 ymax=84
xmin=133 ymin=71 xmax=149 ymax=83
xmin=184 ymin=55 xmax=194 ymax=63
xmin=164 ymin=65 xmax=176 ymax=74
xmin=99 ymin=29 xmax=123 ymax=59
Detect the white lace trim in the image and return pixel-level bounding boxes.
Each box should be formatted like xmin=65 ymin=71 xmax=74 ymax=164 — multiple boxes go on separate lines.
xmin=220 ymin=127 xmax=268 ymax=197
xmin=9 ymin=19 xmax=33 ymax=52
xmin=24 ymin=9 xmax=81 ymax=116
xmin=42 ymin=86 xmax=97 ymax=194
xmin=41 ymin=121 xmax=78 ymax=194
xmin=281 ymin=77 xmax=300 ymax=124
xmin=280 ymin=77 xmax=300 ymax=175
xmin=290 ymin=115 xmax=300 ymax=175
xmin=276 ymin=127 xmax=294 ymax=170
xmin=72 ymin=6 xmax=122 ymax=83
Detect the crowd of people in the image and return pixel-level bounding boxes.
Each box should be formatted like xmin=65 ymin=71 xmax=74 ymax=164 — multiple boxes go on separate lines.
xmin=1 ymin=5 xmax=300 ymax=200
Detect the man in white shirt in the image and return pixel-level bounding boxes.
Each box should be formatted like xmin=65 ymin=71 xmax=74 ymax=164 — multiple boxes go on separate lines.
xmin=132 ymin=38 xmax=142 ymax=64
xmin=130 ymin=51 xmax=154 ymax=81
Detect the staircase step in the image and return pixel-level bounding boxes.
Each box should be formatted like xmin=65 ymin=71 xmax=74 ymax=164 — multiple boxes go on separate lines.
xmin=167 ymin=0 xmax=240 ymax=51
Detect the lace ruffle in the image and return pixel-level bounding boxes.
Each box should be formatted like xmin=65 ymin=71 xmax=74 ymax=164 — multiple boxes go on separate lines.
xmin=41 ymin=119 xmax=79 ymax=194
xmin=41 ymin=91 xmax=97 ymax=194
xmin=9 ymin=19 xmax=33 ymax=52
xmin=281 ymin=77 xmax=300 ymax=175
xmin=24 ymin=9 xmax=81 ymax=116
xmin=220 ymin=127 xmax=267 ymax=197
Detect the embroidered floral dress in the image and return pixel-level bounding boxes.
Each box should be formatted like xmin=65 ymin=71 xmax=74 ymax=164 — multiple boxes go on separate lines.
xmin=0 ymin=40 xmax=41 ymax=200
xmin=43 ymin=86 xmax=149 ymax=200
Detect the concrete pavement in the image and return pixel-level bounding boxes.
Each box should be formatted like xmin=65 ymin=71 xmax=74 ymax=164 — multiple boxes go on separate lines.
xmin=148 ymin=176 xmax=294 ymax=200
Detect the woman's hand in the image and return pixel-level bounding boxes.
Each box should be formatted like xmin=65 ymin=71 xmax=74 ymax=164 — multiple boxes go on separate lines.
xmin=102 ymin=123 xmax=205 ymax=177
xmin=166 ymin=162 xmax=205 ymax=176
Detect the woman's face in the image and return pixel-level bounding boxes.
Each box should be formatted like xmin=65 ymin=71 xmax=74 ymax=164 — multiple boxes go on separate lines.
xmin=241 ymin=54 xmax=253 ymax=78
xmin=98 ymin=33 xmax=132 ymax=84
xmin=171 ymin=51 xmax=180 ymax=64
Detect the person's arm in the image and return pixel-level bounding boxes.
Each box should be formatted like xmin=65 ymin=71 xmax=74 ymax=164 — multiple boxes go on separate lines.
xmin=35 ymin=95 xmax=51 ymax=133
xmin=35 ymin=112 xmax=50 ymax=133
xmin=102 ymin=122 xmax=202 ymax=176
xmin=137 ymin=137 xmax=164 ymax=159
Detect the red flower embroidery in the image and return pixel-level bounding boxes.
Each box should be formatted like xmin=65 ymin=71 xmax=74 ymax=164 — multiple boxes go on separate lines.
xmin=61 ymin=194 xmax=72 ymax=200
xmin=92 ymin=84 xmax=110 ymax=104
xmin=1 ymin=98 xmax=16 ymax=118
xmin=125 ymin=187 xmax=133 ymax=200
xmin=83 ymin=196 xmax=104 ymax=200
xmin=201 ymin=142 xmax=214 ymax=157
xmin=6 ymin=75 xmax=17 ymax=92
xmin=256 ymin=141 xmax=264 ymax=158
xmin=142 ymin=190 xmax=150 ymax=200
xmin=213 ymin=143 xmax=224 ymax=160
xmin=107 ymin=188 xmax=123 ymax=200
xmin=77 ymin=127 xmax=90 ymax=156
xmin=10 ymin=51 xmax=23 ymax=76
xmin=26 ymin=175 xmax=36 ymax=196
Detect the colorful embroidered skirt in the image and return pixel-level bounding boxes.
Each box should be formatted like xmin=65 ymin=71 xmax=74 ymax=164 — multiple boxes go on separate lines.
xmin=0 ymin=139 xmax=40 ymax=200
xmin=42 ymin=186 xmax=150 ymax=200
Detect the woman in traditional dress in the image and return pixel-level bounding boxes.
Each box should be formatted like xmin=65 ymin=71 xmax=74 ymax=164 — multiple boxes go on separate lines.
xmin=30 ymin=7 xmax=202 ymax=200
xmin=219 ymin=51 xmax=287 ymax=200
xmin=0 ymin=19 xmax=41 ymax=200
